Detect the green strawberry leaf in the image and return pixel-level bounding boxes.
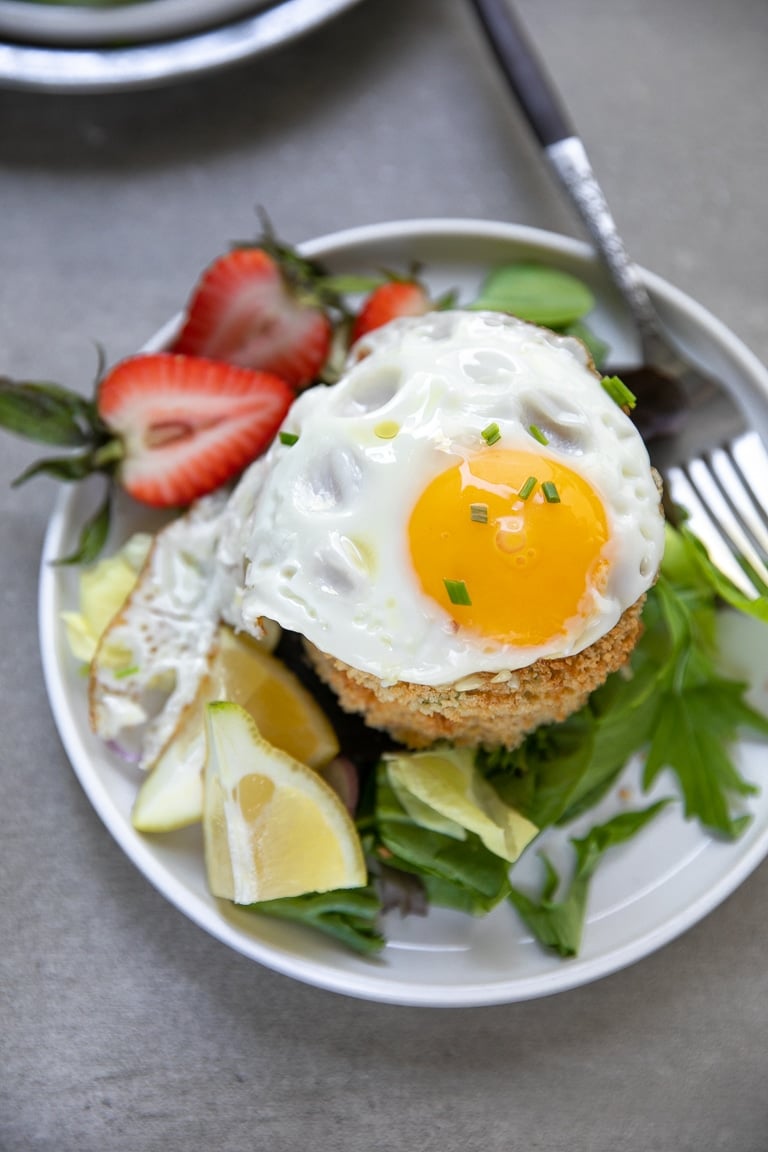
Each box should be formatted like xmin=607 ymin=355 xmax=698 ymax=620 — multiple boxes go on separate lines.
xmin=0 ymin=378 xmax=98 ymax=447
xmin=12 ymin=451 xmax=99 ymax=487
xmin=52 ymin=490 xmax=112 ymax=567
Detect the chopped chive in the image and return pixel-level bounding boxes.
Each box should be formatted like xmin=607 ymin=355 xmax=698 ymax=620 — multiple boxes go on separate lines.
xmin=444 ymin=578 xmax=472 ymax=606
xmin=481 ymin=422 xmax=501 ymax=446
xmin=518 ymin=475 xmax=537 ymax=501
xmin=470 ymin=502 xmax=489 ymax=523
xmin=542 ymin=481 xmax=560 ymax=503
xmin=114 ymin=664 xmax=139 ymax=680
xmin=528 ymin=424 xmax=549 ymax=445
xmin=279 ymin=431 xmax=299 ymax=446
xmin=601 ymin=374 xmax=637 ymax=410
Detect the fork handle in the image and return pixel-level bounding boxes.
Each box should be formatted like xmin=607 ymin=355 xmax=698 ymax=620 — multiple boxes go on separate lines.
xmin=468 ymin=0 xmax=666 ymax=357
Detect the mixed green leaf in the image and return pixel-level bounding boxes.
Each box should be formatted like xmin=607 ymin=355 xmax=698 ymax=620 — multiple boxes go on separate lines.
xmin=507 ymin=803 xmax=669 ymax=958
xmin=250 ymin=888 xmax=385 ymax=957
xmin=471 ymin=262 xmax=609 ymax=366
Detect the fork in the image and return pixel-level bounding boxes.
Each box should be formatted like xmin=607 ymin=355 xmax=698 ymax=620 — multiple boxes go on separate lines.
xmin=468 ymin=0 xmax=768 ymax=597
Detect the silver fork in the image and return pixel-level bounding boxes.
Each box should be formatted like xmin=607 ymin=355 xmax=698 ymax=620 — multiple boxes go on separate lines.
xmin=469 ymin=0 xmax=768 ymax=597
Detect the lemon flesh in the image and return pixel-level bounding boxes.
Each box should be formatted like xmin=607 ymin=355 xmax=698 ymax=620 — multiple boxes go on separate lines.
xmin=203 ymin=701 xmax=366 ymax=904
xmin=131 ymin=626 xmax=339 ymax=833
xmin=385 ymin=747 xmax=538 ymax=863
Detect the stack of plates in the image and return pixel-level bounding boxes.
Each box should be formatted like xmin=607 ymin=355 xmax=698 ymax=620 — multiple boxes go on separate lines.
xmin=0 ymin=0 xmax=363 ymax=91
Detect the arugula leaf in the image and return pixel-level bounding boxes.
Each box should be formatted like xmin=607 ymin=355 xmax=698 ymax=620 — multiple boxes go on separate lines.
xmin=481 ymin=523 xmax=768 ymax=842
xmin=478 ymin=711 xmax=598 ymax=829
xmin=471 ymin=263 xmax=595 ymax=327
xmin=673 ymin=525 xmax=768 ymax=624
xmin=477 ymin=651 xmax=663 ymax=833
xmin=251 ymin=887 xmax=384 ymax=956
xmin=644 ymin=681 xmax=765 ymax=838
xmin=642 ymin=568 xmax=768 ymax=836
xmin=508 ymin=802 xmax=669 ymax=957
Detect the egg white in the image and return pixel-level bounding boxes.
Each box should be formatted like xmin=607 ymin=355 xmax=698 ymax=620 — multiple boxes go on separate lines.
xmin=235 ymin=311 xmax=665 ymax=687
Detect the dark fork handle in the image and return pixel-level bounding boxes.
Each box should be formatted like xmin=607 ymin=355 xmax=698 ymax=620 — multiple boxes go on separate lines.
xmin=468 ymin=0 xmax=666 ymax=359
xmin=468 ymin=0 xmax=573 ymax=147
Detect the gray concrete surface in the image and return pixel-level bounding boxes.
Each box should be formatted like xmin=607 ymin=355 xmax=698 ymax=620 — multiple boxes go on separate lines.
xmin=2 ymin=0 xmax=768 ymax=1148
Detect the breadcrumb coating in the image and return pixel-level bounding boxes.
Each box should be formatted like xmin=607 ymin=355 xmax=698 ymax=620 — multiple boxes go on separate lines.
xmin=304 ymin=596 xmax=646 ymax=750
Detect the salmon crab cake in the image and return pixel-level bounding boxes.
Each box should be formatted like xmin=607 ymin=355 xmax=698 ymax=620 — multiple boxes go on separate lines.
xmin=234 ymin=310 xmax=665 ymax=750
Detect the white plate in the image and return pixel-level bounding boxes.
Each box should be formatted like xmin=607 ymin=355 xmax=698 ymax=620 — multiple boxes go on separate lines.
xmin=0 ymin=0 xmax=271 ymax=46
xmin=38 ymin=219 xmax=768 ymax=1007
xmin=0 ymin=0 xmax=365 ymax=92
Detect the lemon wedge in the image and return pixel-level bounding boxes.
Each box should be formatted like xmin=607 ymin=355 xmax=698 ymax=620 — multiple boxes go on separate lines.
xmin=131 ymin=626 xmax=338 ymax=832
xmin=385 ymin=747 xmax=538 ymax=864
xmin=203 ymin=701 xmax=366 ymax=904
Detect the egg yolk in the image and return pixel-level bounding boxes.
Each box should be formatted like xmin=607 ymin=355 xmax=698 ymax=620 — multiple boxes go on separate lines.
xmin=408 ymin=449 xmax=609 ymax=647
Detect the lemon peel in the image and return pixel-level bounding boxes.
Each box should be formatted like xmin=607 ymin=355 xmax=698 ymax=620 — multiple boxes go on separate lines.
xmin=385 ymin=746 xmax=538 ymax=863
xmin=203 ymin=701 xmax=366 ymax=904
xmin=132 ymin=626 xmax=338 ymax=833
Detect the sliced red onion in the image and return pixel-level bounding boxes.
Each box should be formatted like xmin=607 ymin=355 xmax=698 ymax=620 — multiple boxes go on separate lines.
xmin=105 ymin=739 xmax=143 ymax=765
xmin=374 ymin=862 xmax=428 ymax=918
xmin=319 ymin=756 xmax=359 ymax=815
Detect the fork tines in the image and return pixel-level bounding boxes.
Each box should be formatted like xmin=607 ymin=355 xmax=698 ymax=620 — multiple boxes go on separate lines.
xmin=665 ymin=431 xmax=768 ymax=598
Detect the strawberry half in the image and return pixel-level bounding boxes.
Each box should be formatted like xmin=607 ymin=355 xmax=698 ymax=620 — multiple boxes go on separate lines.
xmin=97 ymin=353 xmax=294 ymax=507
xmin=351 ymin=279 xmax=432 ymax=344
xmin=172 ymin=248 xmax=332 ymax=390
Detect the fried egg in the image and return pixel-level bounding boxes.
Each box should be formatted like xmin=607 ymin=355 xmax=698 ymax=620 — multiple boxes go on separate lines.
xmin=236 ymin=311 xmax=665 ymax=687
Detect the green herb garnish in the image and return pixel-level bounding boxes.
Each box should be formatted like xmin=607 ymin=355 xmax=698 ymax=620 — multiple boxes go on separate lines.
xmin=279 ymin=431 xmax=299 ymax=446
xmin=601 ymin=374 xmax=637 ymax=410
xmin=542 ymin=480 xmax=560 ymax=503
xmin=481 ymin=422 xmax=501 ymax=446
xmin=518 ymin=475 xmax=537 ymax=500
xmin=444 ymin=578 xmax=472 ymax=606
xmin=470 ymin=503 xmax=489 ymax=523
xmin=528 ymin=424 xmax=549 ymax=446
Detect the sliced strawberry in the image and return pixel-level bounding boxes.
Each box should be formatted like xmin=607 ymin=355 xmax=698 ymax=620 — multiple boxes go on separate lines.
xmin=172 ymin=248 xmax=332 ymax=390
xmin=351 ymin=280 xmax=432 ymax=344
xmin=97 ymin=353 xmax=293 ymax=507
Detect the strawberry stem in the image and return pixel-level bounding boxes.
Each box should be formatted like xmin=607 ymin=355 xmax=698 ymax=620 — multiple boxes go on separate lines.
xmin=92 ymin=438 xmax=124 ymax=468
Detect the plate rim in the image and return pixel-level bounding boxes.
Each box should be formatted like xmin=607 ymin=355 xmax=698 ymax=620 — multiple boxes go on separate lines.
xmin=0 ymin=0 xmax=365 ymax=93
xmin=38 ymin=216 xmax=768 ymax=1007
xmin=0 ymin=0 xmax=273 ymax=46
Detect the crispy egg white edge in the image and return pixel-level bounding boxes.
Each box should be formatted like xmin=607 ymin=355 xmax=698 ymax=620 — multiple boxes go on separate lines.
xmin=230 ymin=312 xmax=665 ymax=687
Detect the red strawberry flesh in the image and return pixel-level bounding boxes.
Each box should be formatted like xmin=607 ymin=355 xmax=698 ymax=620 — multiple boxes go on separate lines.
xmin=351 ymin=281 xmax=431 ymax=344
xmin=97 ymin=353 xmax=294 ymax=507
xmin=172 ymin=248 xmax=331 ymax=389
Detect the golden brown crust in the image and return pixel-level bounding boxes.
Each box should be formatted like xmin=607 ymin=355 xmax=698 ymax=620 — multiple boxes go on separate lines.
xmin=304 ymin=596 xmax=646 ymax=750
